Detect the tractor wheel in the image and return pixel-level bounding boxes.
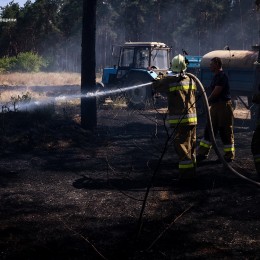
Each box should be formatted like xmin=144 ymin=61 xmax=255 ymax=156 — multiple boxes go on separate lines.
xmin=125 ymin=80 xmax=154 ymax=109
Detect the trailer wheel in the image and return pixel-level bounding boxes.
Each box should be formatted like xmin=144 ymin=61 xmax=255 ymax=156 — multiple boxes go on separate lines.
xmin=196 ymin=92 xmax=205 ymax=116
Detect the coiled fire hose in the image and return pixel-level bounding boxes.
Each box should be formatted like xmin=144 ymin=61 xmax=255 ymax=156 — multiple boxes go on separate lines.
xmin=186 ymin=72 xmax=260 ymax=187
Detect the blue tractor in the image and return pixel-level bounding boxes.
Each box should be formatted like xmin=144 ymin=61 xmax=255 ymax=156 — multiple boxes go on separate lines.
xmin=100 ymin=42 xmax=171 ymax=108
xmin=100 ymin=41 xmax=202 ymax=108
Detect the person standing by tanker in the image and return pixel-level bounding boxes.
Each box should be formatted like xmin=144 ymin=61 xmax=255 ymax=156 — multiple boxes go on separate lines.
xmin=153 ymin=54 xmax=197 ymax=180
xmin=197 ymin=57 xmax=235 ymax=163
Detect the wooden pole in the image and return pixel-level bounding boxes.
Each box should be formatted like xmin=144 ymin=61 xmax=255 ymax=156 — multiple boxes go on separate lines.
xmin=81 ymin=0 xmax=97 ymax=130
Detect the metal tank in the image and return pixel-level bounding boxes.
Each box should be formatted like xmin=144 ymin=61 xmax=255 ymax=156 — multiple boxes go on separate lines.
xmin=199 ymin=46 xmax=260 ymax=127
xmin=200 ymin=48 xmax=259 ymax=96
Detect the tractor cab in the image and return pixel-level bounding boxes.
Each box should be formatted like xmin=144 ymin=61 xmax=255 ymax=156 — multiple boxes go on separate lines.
xmin=116 ymin=42 xmax=170 ymax=79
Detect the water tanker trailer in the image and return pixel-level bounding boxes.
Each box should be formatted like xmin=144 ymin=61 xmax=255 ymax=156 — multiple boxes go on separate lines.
xmin=199 ymin=46 xmax=260 ymax=119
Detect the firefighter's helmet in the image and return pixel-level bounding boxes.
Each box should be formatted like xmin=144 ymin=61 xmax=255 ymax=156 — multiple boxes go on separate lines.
xmin=171 ymin=54 xmax=187 ymax=73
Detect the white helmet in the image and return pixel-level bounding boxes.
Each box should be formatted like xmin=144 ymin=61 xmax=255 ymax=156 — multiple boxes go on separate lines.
xmin=171 ymin=54 xmax=187 ymax=73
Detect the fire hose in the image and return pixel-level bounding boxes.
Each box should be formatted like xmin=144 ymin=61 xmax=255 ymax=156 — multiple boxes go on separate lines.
xmin=186 ymin=72 xmax=260 ymax=187
xmin=104 ymin=73 xmax=260 ymax=187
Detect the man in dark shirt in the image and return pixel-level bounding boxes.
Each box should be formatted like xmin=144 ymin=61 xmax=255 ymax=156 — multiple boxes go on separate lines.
xmin=197 ymin=57 xmax=235 ymax=163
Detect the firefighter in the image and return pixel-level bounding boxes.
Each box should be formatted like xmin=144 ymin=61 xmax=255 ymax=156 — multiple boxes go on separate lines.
xmin=153 ymin=54 xmax=197 ymax=180
xmin=197 ymin=57 xmax=235 ymax=163
xmin=251 ymin=93 xmax=260 ymax=175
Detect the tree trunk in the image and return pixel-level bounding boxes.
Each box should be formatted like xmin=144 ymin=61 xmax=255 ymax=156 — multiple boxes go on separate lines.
xmin=81 ymin=0 xmax=97 ymax=130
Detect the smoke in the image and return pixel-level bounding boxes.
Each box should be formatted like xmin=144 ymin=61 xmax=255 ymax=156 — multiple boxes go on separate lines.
xmin=157 ymin=1 xmax=260 ymax=56
xmin=36 ymin=1 xmax=260 ymax=72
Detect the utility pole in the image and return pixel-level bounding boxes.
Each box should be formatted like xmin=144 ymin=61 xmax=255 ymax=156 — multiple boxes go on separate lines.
xmin=81 ymin=0 xmax=97 ymax=130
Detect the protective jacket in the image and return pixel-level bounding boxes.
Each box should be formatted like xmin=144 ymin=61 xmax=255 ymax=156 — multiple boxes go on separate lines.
xmin=153 ymin=72 xmax=197 ymax=179
xmin=153 ymin=72 xmax=197 ymax=127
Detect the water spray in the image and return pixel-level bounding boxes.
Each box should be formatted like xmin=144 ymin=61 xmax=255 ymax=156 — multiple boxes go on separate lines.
xmin=2 ymin=82 xmax=152 ymax=112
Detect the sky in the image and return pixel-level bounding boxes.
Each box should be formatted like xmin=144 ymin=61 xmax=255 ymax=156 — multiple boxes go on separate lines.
xmin=0 ymin=0 xmax=35 ymax=8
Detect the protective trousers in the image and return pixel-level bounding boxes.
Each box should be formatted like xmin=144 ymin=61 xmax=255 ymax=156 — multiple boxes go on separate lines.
xmin=173 ymin=125 xmax=196 ymax=179
xmin=197 ymin=101 xmax=235 ymax=160
xmin=251 ymin=125 xmax=260 ymax=175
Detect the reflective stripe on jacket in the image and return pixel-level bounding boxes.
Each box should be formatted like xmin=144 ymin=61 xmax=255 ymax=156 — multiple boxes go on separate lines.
xmin=169 ymin=84 xmax=196 ymax=92
xmin=179 ymin=160 xmax=195 ymax=169
xmin=168 ymin=113 xmax=197 ymax=125
xmin=223 ymin=144 xmax=235 ymax=152
xmin=199 ymin=139 xmax=212 ymax=149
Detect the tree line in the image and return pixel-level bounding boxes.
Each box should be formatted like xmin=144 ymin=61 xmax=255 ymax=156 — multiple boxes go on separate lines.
xmin=0 ymin=0 xmax=259 ymax=72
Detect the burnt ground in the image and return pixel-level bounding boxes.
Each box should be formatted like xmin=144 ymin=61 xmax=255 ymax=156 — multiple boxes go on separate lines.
xmin=0 ymin=97 xmax=259 ymax=260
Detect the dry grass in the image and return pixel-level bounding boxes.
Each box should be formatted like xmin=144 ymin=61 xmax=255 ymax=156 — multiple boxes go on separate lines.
xmin=0 ymin=72 xmax=102 ymax=86
xmin=0 ymin=72 xmax=81 ymax=105
xmin=0 ymin=72 xmax=103 ymax=106
xmin=0 ymin=72 xmax=82 ymax=86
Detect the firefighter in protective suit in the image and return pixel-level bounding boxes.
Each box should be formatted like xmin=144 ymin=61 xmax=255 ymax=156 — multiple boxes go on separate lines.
xmin=251 ymin=93 xmax=260 ymax=175
xmin=153 ymin=54 xmax=197 ymax=180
